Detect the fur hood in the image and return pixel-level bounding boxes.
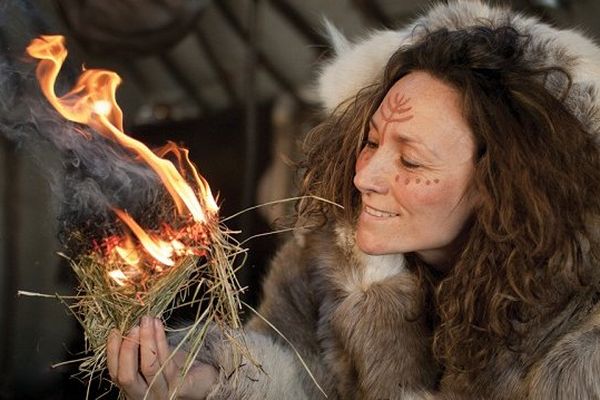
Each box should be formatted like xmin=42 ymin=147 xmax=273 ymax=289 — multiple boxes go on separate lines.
xmin=317 ymin=0 xmax=600 ymax=137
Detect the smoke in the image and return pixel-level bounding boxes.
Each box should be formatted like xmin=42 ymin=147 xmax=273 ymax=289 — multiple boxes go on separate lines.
xmin=0 ymin=59 xmax=167 ymax=248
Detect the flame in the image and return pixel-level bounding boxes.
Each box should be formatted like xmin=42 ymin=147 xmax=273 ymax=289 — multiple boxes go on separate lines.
xmin=93 ymin=100 xmax=113 ymax=117
xmin=108 ymin=270 xmax=128 ymax=287
xmin=26 ymin=35 xmax=215 ymax=223
xmin=26 ymin=35 xmax=217 ymax=287
xmin=114 ymin=235 xmax=141 ymax=267
xmin=114 ymin=209 xmax=176 ymax=266
xmin=155 ymin=142 xmax=219 ymax=213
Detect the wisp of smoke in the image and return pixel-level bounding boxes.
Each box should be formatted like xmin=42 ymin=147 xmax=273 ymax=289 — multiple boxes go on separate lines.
xmin=0 ymin=59 xmax=167 ymax=253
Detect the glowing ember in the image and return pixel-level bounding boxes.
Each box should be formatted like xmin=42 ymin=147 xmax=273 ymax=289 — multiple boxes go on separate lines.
xmin=26 ymin=35 xmax=218 ymax=287
xmin=114 ymin=235 xmax=140 ymax=267
xmin=108 ymin=270 xmax=128 ymax=287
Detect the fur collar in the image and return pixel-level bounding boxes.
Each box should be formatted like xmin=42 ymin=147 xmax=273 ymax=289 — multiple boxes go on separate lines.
xmin=332 ymin=221 xmax=407 ymax=291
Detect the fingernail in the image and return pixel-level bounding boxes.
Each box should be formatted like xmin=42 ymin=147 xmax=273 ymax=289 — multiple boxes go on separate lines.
xmin=154 ymin=318 xmax=162 ymax=329
xmin=142 ymin=316 xmax=150 ymax=327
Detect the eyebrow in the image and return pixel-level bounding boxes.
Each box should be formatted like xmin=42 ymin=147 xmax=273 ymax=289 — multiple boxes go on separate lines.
xmin=369 ymin=119 xmax=440 ymax=160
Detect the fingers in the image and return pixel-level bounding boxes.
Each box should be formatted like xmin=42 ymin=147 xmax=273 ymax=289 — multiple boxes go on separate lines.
xmin=155 ymin=318 xmax=178 ymax=381
xmin=106 ymin=318 xmax=191 ymax=399
xmin=139 ymin=316 xmax=169 ymax=395
xmin=117 ymin=326 xmax=149 ymax=399
xmin=107 ymin=329 xmax=121 ymax=382
xmin=155 ymin=318 xmax=219 ymax=399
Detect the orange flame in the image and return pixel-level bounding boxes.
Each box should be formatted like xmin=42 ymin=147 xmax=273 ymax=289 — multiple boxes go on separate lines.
xmin=26 ymin=35 xmax=217 ymax=286
xmin=113 ymin=209 xmax=177 ymax=266
xmin=108 ymin=270 xmax=128 ymax=287
xmin=26 ymin=35 xmax=216 ymax=223
xmin=114 ymin=235 xmax=141 ymax=267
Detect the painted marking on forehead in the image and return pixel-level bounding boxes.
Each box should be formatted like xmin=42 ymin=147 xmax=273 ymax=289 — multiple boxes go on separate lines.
xmin=372 ymin=93 xmax=413 ymax=139
xmin=382 ymin=92 xmax=413 ymax=124
xmin=371 ymin=92 xmax=444 ymax=161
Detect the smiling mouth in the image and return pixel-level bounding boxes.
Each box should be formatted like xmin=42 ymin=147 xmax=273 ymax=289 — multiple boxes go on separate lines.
xmin=363 ymin=205 xmax=400 ymax=218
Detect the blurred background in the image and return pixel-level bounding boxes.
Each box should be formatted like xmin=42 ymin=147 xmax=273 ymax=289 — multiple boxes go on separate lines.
xmin=0 ymin=0 xmax=599 ymax=398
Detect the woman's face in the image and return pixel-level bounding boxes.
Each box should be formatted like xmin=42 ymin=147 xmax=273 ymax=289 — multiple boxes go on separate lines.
xmin=353 ymin=71 xmax=477 ymax=266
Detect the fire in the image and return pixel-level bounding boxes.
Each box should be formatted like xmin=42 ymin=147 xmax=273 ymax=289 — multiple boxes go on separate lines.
xmin=108 ymin=270 xmax=128 ymax=287
xmin=114 ymin=236 xmax=141 ymax=267
xmin=26 ymin=35 xmax=217 ymax=287
xmin=92 ymin=100 xmax=113 ymax=117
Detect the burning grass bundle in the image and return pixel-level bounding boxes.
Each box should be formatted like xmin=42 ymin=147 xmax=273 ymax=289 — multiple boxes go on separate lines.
xmin=16 ymin=35 xmax=249 ymax=399
xmin=66 ymin=224 xmax=246 ymax=398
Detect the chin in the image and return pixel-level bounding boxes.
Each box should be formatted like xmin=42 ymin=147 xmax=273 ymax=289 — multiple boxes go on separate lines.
xmin=355 ymin=229 xmax=393 ymax=255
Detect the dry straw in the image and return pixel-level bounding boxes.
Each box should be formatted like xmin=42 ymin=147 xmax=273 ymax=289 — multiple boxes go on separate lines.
xmin=21 ymin=220 xmax=247 ymax=400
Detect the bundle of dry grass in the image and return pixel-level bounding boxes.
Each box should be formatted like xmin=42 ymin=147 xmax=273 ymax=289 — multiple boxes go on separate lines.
xmin=23 ymin=221 xmax=246 ymax=399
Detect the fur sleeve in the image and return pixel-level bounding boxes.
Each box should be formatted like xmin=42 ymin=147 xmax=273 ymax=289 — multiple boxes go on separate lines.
xmin=241 ymin=234 xmax=337 ymax=397
xmin=169 ymin=235 xmax=335 ymax=399
xmin=168 ymin=322 xmax=321 ymax=400
xmin=525 ymin=312 xmax=600 ymax=399
xmin=203 ymin=330 xmax=317 ymax=400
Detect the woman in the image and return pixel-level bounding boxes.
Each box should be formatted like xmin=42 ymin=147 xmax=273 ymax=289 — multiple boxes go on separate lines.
xmin=107 ymin=1 xmax=600 ymax=399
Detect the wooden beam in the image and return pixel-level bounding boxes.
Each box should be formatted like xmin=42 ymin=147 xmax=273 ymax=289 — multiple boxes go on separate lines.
xmin=213 ymin=0 xmax=305 ymax=105
xmin=194 ymin=26 xmax=242 ymax=107
xmin=268 ymin=0 xmax=328 ymax=49
xmin=351 ymin=0 xmax=394 ymax=29
xmin=159 ymin=53 xmax=212 ymax=114
xmin=241 ymin=0 xmax=259 ymax=238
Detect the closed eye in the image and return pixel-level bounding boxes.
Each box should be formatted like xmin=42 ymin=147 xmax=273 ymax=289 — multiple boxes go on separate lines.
xmin=400 ymin=156 xmax=421 ymax=169
xmin=364 ymin=140 xmax=378 ymax=149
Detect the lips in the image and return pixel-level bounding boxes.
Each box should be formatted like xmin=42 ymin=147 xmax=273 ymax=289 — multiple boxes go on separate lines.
xmin=363 ymin=205 xmax=400 ymax=218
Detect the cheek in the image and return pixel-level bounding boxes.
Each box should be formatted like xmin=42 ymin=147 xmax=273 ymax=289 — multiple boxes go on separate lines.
xmin=391 ymin=178 xmax=453 ymax=207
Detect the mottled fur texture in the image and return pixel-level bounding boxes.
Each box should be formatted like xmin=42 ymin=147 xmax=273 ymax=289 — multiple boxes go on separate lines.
xmin=179 ymin=1 xmax=600 ymax=398
xmin=182 ymin=224 xmax=600 ymax=399
xmin=189 ymin=224 xmax=438 ymax=399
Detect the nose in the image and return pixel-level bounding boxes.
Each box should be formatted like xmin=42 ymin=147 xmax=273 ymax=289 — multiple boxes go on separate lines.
xmin=353 ymin=151 xmax=390 ymax=195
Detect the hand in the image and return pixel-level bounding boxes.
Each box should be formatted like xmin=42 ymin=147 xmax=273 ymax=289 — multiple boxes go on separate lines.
xmin=107 ymin=316 xmax=218 ymax=400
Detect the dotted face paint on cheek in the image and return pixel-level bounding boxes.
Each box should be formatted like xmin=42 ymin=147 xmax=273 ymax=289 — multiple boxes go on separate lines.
xmin=401 ymin=178 xmax=440 ymax=186
xmin=395 ymin=175 xmax=412 ymax=185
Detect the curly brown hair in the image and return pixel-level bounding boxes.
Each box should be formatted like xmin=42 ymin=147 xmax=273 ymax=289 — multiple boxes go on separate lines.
xmin=299 ymin=26 xmax=600 ymax=375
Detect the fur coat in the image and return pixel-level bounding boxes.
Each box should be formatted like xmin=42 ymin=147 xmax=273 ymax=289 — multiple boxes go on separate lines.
xmin=193 ymin=223 xmax=438 ymax=400
xmin=188 ymin=1 xmax=600 ymax=399
xmin=192 ymin=224 xmax=600 ymax=400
